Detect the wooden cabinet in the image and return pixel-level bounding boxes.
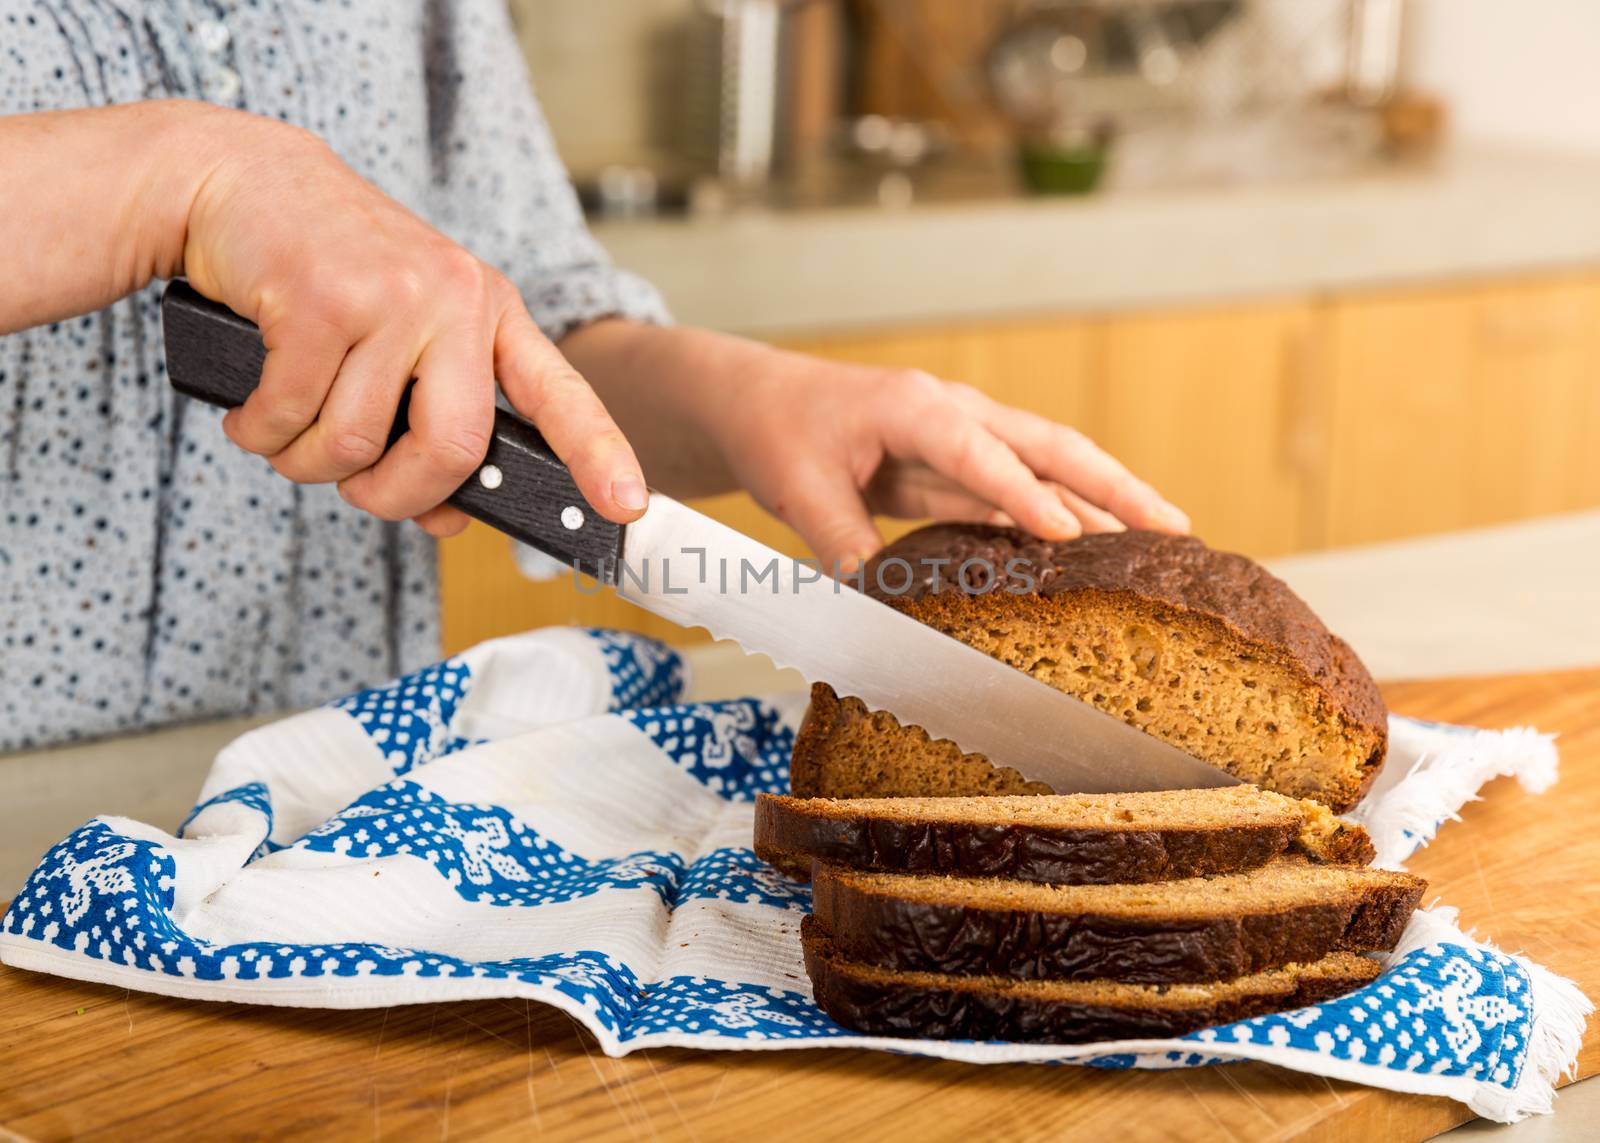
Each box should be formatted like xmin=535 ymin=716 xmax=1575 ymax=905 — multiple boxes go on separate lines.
xmin=439 ymin=272 xmax=1600 ymax=653
xmin=1320 ymin=276 xmax=1600 ymax=547
xmin=1094 ymin=303 xmax=1318 ymax=557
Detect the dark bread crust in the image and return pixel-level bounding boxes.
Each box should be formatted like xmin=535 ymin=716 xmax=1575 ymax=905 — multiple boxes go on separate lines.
xmin=810 ymin=861 xmax=1424 ymax=984
xmin=790 ymin=683 xmax=1052 ymax=799
xmin=794 ymin=526 xmax=1388 ymax=812
xmin=756 ymin=794 xmax=1299 ymax=885
xmin=866 ymin=526 xmax=1383 ymax=740
xmin=801 ymin=916 xmax=1383 ymax=1043
xmin=755 ymin=793 xmax=1375 ymax=885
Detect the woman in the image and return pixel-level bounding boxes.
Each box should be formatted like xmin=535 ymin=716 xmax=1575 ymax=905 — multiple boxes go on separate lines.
xmin=0 ymin=1 xmax=1187 ymax=751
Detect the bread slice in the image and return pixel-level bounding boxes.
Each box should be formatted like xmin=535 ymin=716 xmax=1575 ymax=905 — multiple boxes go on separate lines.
xmin=802 ymin=916 xmax=1383 ymax=1043
xmin=790 ymin=527 xmax=1388 ymax=813
xmin=755 ymin=787 xmax=1376 ymax=884
xmin=811 ymin=857 xmax=1423 ymax=984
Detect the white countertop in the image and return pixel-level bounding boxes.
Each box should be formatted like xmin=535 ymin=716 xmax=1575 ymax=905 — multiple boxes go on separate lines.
xmin=594 ymin=147 xmax=1600 ymax=336
xmin=1266 ymin=511 xmax=1600 ymax=681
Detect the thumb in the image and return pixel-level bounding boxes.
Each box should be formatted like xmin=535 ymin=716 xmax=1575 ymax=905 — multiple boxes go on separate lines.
xmin=770 ymin=467 xmax=884 ymax=574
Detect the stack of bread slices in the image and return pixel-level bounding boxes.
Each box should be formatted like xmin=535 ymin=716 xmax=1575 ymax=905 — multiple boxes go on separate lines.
xmin=760 ymin=525 xmax=1425 ymax=1041
xmin=755 ymin=788 xmax=1426 ymax=1043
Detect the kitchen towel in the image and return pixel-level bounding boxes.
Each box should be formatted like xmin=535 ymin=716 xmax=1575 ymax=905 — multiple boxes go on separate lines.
xmin=1 ymin=628 xmax=1587 ymax=1123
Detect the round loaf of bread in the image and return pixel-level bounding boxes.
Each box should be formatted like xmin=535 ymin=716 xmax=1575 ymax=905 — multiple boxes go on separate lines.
xmin=790 ymin=526 xmax=1387 ymax=812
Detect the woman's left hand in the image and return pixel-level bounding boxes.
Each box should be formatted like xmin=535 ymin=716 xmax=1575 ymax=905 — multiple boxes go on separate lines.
xmin=560 ymin=324 xmax=1190 ymax=572
xmin=715 ymin=356 xmax=1189 ymax=571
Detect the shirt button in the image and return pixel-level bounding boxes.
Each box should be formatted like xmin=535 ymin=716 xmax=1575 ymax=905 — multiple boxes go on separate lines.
xmin=197 ymin=19 xmax=231 ymax=55
xmin=210 ymin=66 xmax=241 ymax=102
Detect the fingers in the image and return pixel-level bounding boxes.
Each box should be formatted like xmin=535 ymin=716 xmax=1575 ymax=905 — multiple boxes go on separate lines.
xmin=861 ymin=371 xmax=1186 ymax=541
xmin=219 ymin=269 xmax=647 ymax=536
xmin=1054 ymin=484 xmax=1125 ymax=533
xmin=873 ymin=484 xmax=1009 ymax=525
xmin=864 ymin=459 xmax=1011 ymax=524
xmin=865 ymin=461 xmax=1116 ymax=534
xmin=337 ymin=317 xmax=495 ymax=521
xmin=877 ymin=373 xmax=1080 ymax=542
xmin=222 ymin=314 xmax=348 ymax=456
xmin=981 ymin=401 xmax=1190 ymax=533
xmin=494 ymin=306 xmax=647 ymax=524
xmin=188 ymin=129 xmax=643 ymax=531
xmin=775 ymin=460 xmax=884 ymax=572
xmin=267 ymin=331 xmax=418 ymax=484
xmin=412 ymin=504 xmax=471 ymax=538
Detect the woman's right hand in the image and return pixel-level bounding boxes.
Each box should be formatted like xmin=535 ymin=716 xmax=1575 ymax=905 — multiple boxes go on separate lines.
xmin=174 ymin=105 xmax=646 ymax=536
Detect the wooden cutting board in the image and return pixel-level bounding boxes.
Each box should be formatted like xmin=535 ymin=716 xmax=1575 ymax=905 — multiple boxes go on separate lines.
xmin=3 ymin=669 xmax=1598 ymax=1142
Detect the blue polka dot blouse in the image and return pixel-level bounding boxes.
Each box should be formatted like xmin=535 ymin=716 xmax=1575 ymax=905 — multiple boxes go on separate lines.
xmin=0 ymin=0 xmax=669 ymax=750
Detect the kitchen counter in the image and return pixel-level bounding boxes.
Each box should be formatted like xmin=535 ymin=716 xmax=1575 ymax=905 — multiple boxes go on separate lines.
xmin=592 ymin=146 xmax=1600 ymax=336
xmin=5 ymin=667 xmax=1596 ymax=1141
xmin=4 ymin=513 xmax=1599 ymax=1138
xmin=1265 ymin=510 xmax=1600 ymax=681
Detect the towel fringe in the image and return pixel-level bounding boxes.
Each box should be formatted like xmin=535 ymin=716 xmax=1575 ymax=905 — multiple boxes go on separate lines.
xmin=1391 ymin=907 xmax=1592 ymax=1122
xmin=1354 ymin=724 xmax=1559 ymax=869
xmin=1481 ymin=951 xmax=1595 ymax=1120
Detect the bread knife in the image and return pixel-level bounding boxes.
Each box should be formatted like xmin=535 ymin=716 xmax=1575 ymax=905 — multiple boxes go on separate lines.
xmin=160 ymin=280 xmax=1238 ymax=793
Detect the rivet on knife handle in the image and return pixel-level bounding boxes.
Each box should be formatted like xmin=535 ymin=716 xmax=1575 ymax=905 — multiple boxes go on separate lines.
xmin=160 ymin=280 xmax=624 ymax=582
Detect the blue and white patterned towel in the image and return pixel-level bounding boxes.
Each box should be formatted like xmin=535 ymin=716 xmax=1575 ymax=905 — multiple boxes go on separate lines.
xmin=1 ymin=629 xmax=1588 ymax=1123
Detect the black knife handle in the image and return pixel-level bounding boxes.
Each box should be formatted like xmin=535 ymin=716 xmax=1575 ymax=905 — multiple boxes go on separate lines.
xmin=160 ymin=280 xmax=623 ymax=581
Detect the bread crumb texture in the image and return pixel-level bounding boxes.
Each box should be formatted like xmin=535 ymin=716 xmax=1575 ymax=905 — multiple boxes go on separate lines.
xmin=792 ymin=527 xmax=1388 ymax=812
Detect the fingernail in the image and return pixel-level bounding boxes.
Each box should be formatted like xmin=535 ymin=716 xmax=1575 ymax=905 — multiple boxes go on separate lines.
xmin=836 ymin=552 xmax=872 ymax=576
xmin=1045 ymin=505 xmax=1077 ymax=536
xmin=612 ymin=478 xmax=648 ymax=512
xmin=1161 ymin=504 xmax=1191 ymax=532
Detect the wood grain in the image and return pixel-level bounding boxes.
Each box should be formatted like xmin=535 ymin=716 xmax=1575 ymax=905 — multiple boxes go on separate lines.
xmin=3 ymin=669 xmax=1597 ymax=1142
xmin=1322 ymin=274 xmax=1600 ymax=547
xmin=1095 ymin=301 xmax=1318 ymax=557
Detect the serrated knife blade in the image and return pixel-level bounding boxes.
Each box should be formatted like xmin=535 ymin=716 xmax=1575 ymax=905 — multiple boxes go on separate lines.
xmin=619 ymin=494 xmax=1239 ymax=793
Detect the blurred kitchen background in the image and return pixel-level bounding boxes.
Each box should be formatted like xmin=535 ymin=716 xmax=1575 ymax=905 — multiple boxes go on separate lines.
xmin=443 ymin=0 xmax=1600 ymax=651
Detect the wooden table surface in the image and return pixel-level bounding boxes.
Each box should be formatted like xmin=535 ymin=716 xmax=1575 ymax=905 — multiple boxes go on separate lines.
xmin=3 ymin=669 xmax=1598 ymax=1143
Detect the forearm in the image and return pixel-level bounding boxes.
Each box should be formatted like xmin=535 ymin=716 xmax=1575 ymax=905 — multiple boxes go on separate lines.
xmin=0 ymin=100 xmax=238 ymax=334
xmin=558 ymin=319 xmax=802 ymax=498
